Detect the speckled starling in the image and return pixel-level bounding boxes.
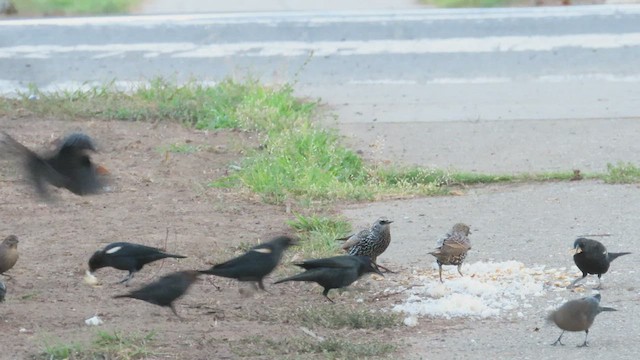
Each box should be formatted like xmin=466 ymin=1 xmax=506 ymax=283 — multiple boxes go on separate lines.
xmin=429 ymin=223 xmax=471 ymax=283
xmin=0 ymin=131 xmax=109 ymax=200
xmin=113 ymin=270 xmax=200 ymax=318
xmin=88 ymin=242 xmax=187 ymax=286
xmin=0 ymin=235 xmax=19 ymax=277
xmin=568 ymin=238 xmax=631 ymax=289
xmin=199 ymin=235 xmax=297 ymax=291
xmin=548 ymin=293 xmax=616 ymax=347
xmin=274 ymin=255 xmax=383 ymax=303
xmin=337 ymin=218 xmax=393 ymax=271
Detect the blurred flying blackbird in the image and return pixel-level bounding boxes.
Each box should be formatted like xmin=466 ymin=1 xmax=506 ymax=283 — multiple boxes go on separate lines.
xmin=274 ymin=255 xmax=383 ymax=303
xmin=568 ymin=238 xmax=631 ymax=289
xmin=88 ymin=242 xmax=187 ymax=286
xmin=0 ymin=281 xmax=5 ymax=302
xmin=199 ymin=235 xmax=297 ymax=291
xmin=0 ymin=235 xmax=19 ymax=277
xmin=337 ymin=218 xmax=393 ymax=272
xmin=548 ymin=293 xmax=616 ymax=347
xmin=113 ymin=270 xmax=200 ymax=318
xmin=0 ymin=131 xmax=109 ymax=200
xmin=429 ymin=223 xmax=472 ymax=283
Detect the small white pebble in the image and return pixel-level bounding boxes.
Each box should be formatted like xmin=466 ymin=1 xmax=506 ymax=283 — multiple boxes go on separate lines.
xmin=19 ymin=328 xmax=28 ymax=333
xmin=403 ymin=316 xmax=418 ymax=327
xmin=85 ymin=315 xmax=103 ymax=326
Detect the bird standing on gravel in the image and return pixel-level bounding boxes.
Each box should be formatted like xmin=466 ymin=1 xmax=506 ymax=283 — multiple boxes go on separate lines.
xmin=0 ymin=132 xmax=109 ymax=200
xmin=568 ymin=237 xmax=631 ymax=289
xmin=113 ymin=270 xmax=200 ymax=319
xmin=0 ymin=235 xmax=19 ymax=277
xmin=548 ymin=293 xmax=616 ymax=347
xmin=87 ymin=242 xmax=187 ymax=286
xmin=429 ymin=223 xmax=471 ymax=283
xmin=274 ymin=255 xmax=383 ymax=303
xmin=337 ymin=218 xmax=393 ymax=272
xmin=0 ymin=281 xmax=6 ymax=302
xmin=199 ymin=235 xmax=297 ymax=291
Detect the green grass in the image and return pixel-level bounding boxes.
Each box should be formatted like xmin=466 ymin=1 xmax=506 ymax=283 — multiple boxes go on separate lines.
xmin=1 ymin=78 xmax=625 ymax=206
xmin=422 ymin=0 xmax=510 ymax=7
xmin=40 ymin=330 xmax=156 ymax=360
xmin=296 ymin=306 xmax=401 ymax=330
xmin=15 ymin=0 xmax=139 ymax=15
xmin=603 ymin=162 xmax=640 ymax=183
xmin=229 ymin=335 xmax=395 ymax=359
xmin=287 ymin=214 xmax=351 ymax=258
xmin=158 ymin=142 xmax=202 ymax=154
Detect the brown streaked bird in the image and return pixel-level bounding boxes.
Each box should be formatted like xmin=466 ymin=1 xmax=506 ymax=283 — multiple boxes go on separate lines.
xmin=429 ymin=223 xmax=471 ymax=283
xmin=337 ymin=218 xmax=393 ymax=272
xmin=0 ymin=235 xmax=19 ymax=277
xmin=0 ymin=132 xmax=109 ymax=200
xmin=548 ymin=293 xmax=616 ymax=347
xmin=113 ymin=270 xmax=200 ymax=319
xmin=568 ymin=237 xmax=631 ymax=289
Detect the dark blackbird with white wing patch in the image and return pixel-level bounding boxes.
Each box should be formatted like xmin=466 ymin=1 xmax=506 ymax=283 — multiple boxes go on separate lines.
xmin=113 ymin=270 xmax=200 ymax=319
xmin=88 ymin=242 xmax=187 ymax=285
xmin=548 ymin=293 xmax=616 ymax=347
xmin=568 ymin=237 xmax=631 ymax=289
xmin=199 ymin=235 xmax=297 ymax=291
xmin=274 ymin=255 xmax=383 ymax=302
xmin=429 ymin=223 xmax=471 ymax=283
xmin=0 ymin=131 xmax=109 ymax=200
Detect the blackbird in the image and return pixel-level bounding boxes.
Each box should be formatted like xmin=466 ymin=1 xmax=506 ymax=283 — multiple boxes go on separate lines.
xmin=113 ymin=270 xmax=200 ymax=319
xmin=568 ymin=237 xmax=631 ymax=289
xmin=0 ymin=131 xmax=109 ymax=200
xmin=274 ymin=255 xmax=383 ymax=302
xmin=199 ymin=235 xmax=297 ymax=291
xmin=88 ymin=242 xmax=187 ymax=285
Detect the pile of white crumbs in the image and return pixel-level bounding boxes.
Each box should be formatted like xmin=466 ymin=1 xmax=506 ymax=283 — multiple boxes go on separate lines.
xmin=391 ymin=260 xmax=575 ymax=321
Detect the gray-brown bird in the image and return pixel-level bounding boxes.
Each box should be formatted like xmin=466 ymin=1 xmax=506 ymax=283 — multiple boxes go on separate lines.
xmin=0 ymin=132 xmax=109 ymax=200
xmin=0 ymin=235 xmax=19 ymax=277
xmin=548 ymin=293 xmax=616 ymax=347
xmin=113 ymin=270 xmax=200 ymax=319
xmin=337 ymin=218 xmax=393 ymax=272
xmin=568 ymin=237 xmax=631 ymax=289
xmin=429 ymin=223 xmax=471 ymax=283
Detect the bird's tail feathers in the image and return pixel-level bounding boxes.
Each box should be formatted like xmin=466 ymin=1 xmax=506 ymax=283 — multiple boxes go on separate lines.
xmin=112 ymin=294 xmax=132 ymax=299
xmin=608 ymin=252 xmax=631 ymax=262
xmin=165 ymin=253 xmax=187 ymax=259
xmin=274 ymin=272 xmax=315 ymax=284
xmin=600 ymin=306 xmax=617 ymax=312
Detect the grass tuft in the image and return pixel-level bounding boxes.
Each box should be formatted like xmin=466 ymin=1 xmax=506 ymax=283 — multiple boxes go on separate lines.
xmin=288 ymin=214 xmax=351 ymax=258
xmin=296 ymin=305 xmax=402 ymax=330
xmin=39 ymin=330 xmax=156 ymax=360
xmin=15 ymin=0 xmax=140 ymax=16
xmin=603 ymin=162 xmax=640 ymax=183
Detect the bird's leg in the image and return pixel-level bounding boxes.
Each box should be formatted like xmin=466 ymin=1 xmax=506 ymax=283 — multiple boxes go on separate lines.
xmin=1 ymin=273 xmax=13 ymax=280
xmin=118 ymin=272 xmax=134 ymax=286
xmin=457 ymin=264 xmax=464 ymax=277
xmin=594 ymin=276 xmax=603 ymax=290
xmin=170 ymin=304 xmax=184 ymax=321
xmin=566 ymin=275 xmax=586 ymax=289
xmin=258 ymin=280 xmax=271 ymax=294
xmin=551 ymin=331 xmax=565 ymax=346
xmin=438 ymin=265 xmax=444 ymax=283
xmin=577 ymin=330 xmax=589 ymax=348
xmin=375 ymin=263 xmax=395 ymax=274
xmin=206 ymin=277 xmax=221 ymax=291
xmin=323 ymin=289 xmax=335 ymax=304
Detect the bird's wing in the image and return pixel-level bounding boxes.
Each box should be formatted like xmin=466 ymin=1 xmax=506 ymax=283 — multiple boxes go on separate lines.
xmin=105 ymin=243 xmax=164 ymax=258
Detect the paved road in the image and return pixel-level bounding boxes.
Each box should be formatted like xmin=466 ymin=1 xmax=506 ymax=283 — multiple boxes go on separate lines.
xmin=2 ymin=6 xmax=640 ymax=172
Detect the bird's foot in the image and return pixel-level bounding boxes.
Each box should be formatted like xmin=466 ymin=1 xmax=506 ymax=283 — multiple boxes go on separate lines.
xmin=551 ymin=339 xmax=564 ymax=346
xmin=577 ymin=342 xmax=589 ymax=348
xmin=206 ymin=278 xmax=222 ymax=291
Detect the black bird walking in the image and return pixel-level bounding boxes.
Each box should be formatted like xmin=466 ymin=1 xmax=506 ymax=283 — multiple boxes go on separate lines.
xmin=113 ymin=270 xmax=200 ymax=319
xmin=568 ymin=238 xmax=631 ymax=289
xmin=274 ymin=255 xmax=383 ymax=303
xmin=88 ymin=242 xmax=187 ymax=286
xmin=337 ymin=218 xmax=393 ymax=272
xmin=548 ymin=293 xmax=616 ymax=347
xmin=0 ymin=131 xmax=109 ymax=200
xmin=199 ymin=235 xmax=297 ymax=291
